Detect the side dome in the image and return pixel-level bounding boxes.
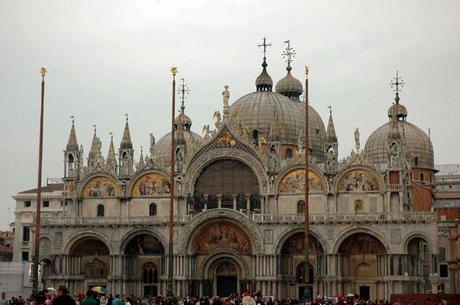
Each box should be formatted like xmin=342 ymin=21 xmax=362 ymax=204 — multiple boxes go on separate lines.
xmin=229 ymin=91 xmax=327 ymax=162
xmin=364 ymin=121 xmax=434 ymax=169
xmin=155 ymin=131 xmax=204 ymax=166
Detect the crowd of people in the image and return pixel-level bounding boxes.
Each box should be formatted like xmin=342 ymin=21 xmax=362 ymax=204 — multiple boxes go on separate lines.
xmin=0 ymin=288 xmax=453 ymax=305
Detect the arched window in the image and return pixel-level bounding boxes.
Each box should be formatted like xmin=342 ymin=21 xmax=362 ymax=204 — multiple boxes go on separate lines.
xmin=97 ymin=204 xmax=104 ymax=217
xmin=420 ymin=172 xmax=425 ymax=182
xmin=286 ymin=149 xmax=293 ymax=158
xmin=149 ymin=203 xmax=157 ymax=216
xmin=252 ymin=129 xmax=259 ymax=141
xmin=296 ymin=262 xmax=314 ymax=284
xmin=297 ymin=201 xmax=305 ymax=214
xmin=143 ymin=263 xmax=158 ymax=284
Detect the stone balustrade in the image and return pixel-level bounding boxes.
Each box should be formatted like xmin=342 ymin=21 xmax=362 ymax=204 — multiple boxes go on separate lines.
xmin=40 ymin=211 xmax=437 ymax=227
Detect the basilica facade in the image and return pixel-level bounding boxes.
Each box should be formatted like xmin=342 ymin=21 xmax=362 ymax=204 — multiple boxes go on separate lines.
xmin=12 ymin=47 xmax=449 ymax=300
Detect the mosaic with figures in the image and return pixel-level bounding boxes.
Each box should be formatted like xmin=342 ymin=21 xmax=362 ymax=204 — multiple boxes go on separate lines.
xmin=83 ymin=177 xmax=119 ymax=198
xmin=337 ymin=169 xmax=380 ymax=192
xmin=278 ymin=169 xmax=324 ymax=193
xmin=191 ymin=221 xmax=252 ymax=255
xmin=338 ymin=233 xmax=386 ymax=255
xmin=132 ymin=173 xmax=170 ymax=196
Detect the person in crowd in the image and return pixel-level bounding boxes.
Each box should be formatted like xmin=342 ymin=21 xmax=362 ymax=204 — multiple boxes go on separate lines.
xmin=52 ymin=286 xmax=76 ymax=305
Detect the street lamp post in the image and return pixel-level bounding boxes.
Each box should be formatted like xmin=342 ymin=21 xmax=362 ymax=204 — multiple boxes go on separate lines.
xmin=32 ymin=67 xmax=47 ymax=292
xmin=167 ymin=67 xmax=178 ymax=297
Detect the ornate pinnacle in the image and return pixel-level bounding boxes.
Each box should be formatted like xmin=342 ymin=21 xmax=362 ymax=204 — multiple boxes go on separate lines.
xmin=177 ymin=78 xmax=190 ymax=114
xmin=40 ymin=67 xmax=47 ymax=77
xmin=282 ymin=40 xmax=296 ymax=70
xmin=171 ymin=67 xmax=178 ymax=77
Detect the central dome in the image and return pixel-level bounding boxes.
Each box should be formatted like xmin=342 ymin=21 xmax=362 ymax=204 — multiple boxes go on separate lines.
xmin=229 ymin=91 xmax=327 ymax=162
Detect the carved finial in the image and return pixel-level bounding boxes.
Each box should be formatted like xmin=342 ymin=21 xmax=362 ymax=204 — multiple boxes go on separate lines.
xmin=328 ymin=105 xmax=332 ymax=115
xmin=40 ymin=67 xmax=47 ymax=77
xmin=171 ymin=67 xmax=178 ymax=77
xmin=390 ymin=71 xmax=405 ymax=104
xmin=305 ymin=65 xmax=309 ymax=77
xmin=70 ymin=115 xmax=75 ymax=126
xmin=125 ymin=113 xmax=129 ymax=123
xmin=282 ymin=40 xmax=296 ymax=71
xmin=109 ymin=132 xmax=113 ymax=141
xmin=93 ymin=124 xmax=97 ymax=134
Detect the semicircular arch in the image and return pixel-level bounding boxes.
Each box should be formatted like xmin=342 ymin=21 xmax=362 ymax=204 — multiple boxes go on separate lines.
xmin=119 ymin=228 xmax=168 ymax=255
xmin=183 ymin=149 xmax=268 ymax=195
xmin=276 ymin=165 xmax=328 ymax=194
xmin=403 ymin=232 xmax=434 ymax=254
xmin=127 ymin=170 xmax=170 ymax=197
xmin=63 ymin=230 xmax=112 ymax=255
xmin=275 ymin=226 xmax=328 ymax=255
xmin=331 ymin=226 xmax=389 ymax=254
xmin=180 ymin=209 xmax=263 ymax=255
xmin=202 ymin=252 xmax=249 ymax=280
xmin=334 ymin=165 xmax=384 ymax=194
xmin=78 ymin=173 xmax=121 ymax=198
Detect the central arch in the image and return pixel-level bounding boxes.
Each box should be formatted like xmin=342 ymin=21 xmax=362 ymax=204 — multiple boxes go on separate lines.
xmin=202 ymin=253 xmax=248 ymax=297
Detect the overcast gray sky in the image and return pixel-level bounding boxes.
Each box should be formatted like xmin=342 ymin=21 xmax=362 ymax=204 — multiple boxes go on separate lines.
xmin=1 ymin=0 xmax=459 ymax=230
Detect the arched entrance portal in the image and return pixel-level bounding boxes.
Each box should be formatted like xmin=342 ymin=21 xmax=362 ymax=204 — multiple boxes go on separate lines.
xmin=278 ymin=232 xmax=324 ymax=300
xmin=337 ymin=233 xmax=386 ymax=300
xmin=188 ymin=218 xmax=254 ymax=297
xmin=206 ymin=258 xmax=242 ymax=297
xmin=69 ymin=238 xmax=110 ymax=292
xmin=123 ymin=233 xmax=164 ymax=297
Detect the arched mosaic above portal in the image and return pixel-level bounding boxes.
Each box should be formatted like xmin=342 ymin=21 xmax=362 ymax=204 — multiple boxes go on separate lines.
xmin=280 ymin=232 xmax=324 ymax=255
xmin=132 ymin=173 xmax=170 ymax=197
xmin=278 ymin=169 xmax=325 ymax=194
xmin=190 ymin=220 xmax=252 ymax=255
xmin=337 ymin=169 xmax=380 ymax=192
xmin=82 ymin=176 xmax=120 ymax=198
xmin=338 ymin=233 xmax=386 ymax=255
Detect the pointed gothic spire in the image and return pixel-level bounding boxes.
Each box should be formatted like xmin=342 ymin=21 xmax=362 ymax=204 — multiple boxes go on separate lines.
xmin=326 ymin=106 xmax=337 ymax=142
xmin=106 ymin=132 xmax=117 ymax=171
xmin=66 ymin=116 xmax=79 ymax=151
xmin=138 ymin=146 xmax=146 ymax=169
xmin=120 ymin=114 xmax=133 ymax=149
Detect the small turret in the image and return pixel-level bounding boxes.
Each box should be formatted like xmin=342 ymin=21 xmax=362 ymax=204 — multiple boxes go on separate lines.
xmin=64 ymin=116 xmax=80 ymax=178
xmin=325 ymin=107 xmax=338 ymax=172
xmin=137 ymin=147 xmax=146 ymax=170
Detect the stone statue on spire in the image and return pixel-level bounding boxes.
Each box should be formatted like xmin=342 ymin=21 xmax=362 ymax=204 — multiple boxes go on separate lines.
xmin=354 ymin=128 xmax=360 ymax=152
xmin=222 ymin=85 xmax=230 ymax=121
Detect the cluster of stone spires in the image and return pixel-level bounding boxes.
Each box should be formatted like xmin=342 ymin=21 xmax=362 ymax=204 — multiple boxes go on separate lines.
xmin=64 ymin=114 xmax=161 ymax=179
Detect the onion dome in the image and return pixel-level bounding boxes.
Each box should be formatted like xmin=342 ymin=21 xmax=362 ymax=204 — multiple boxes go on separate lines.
xmin=275 ymin=63 xmax=303 ymax=100
xmin=155 ymin=131 xmax=204 ymax=166
xmin=229 ymin=55 xmax=327 ymax=161
xmin=364 ymin=76 xmax=434 ymax=169
xmin=155 ymin=95 xmax=204 ymax=166
xmin=255 ymin=58 xmax=273 ymax=92
xmin=175 ymin=113 xmax=192 ymax=131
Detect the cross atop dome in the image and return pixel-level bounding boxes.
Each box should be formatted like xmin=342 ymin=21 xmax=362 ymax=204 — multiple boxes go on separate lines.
xmin=258 ymin=37 xmax=272 ymax=59
xmin=390 ymin=71 xmax=405 ymax=104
